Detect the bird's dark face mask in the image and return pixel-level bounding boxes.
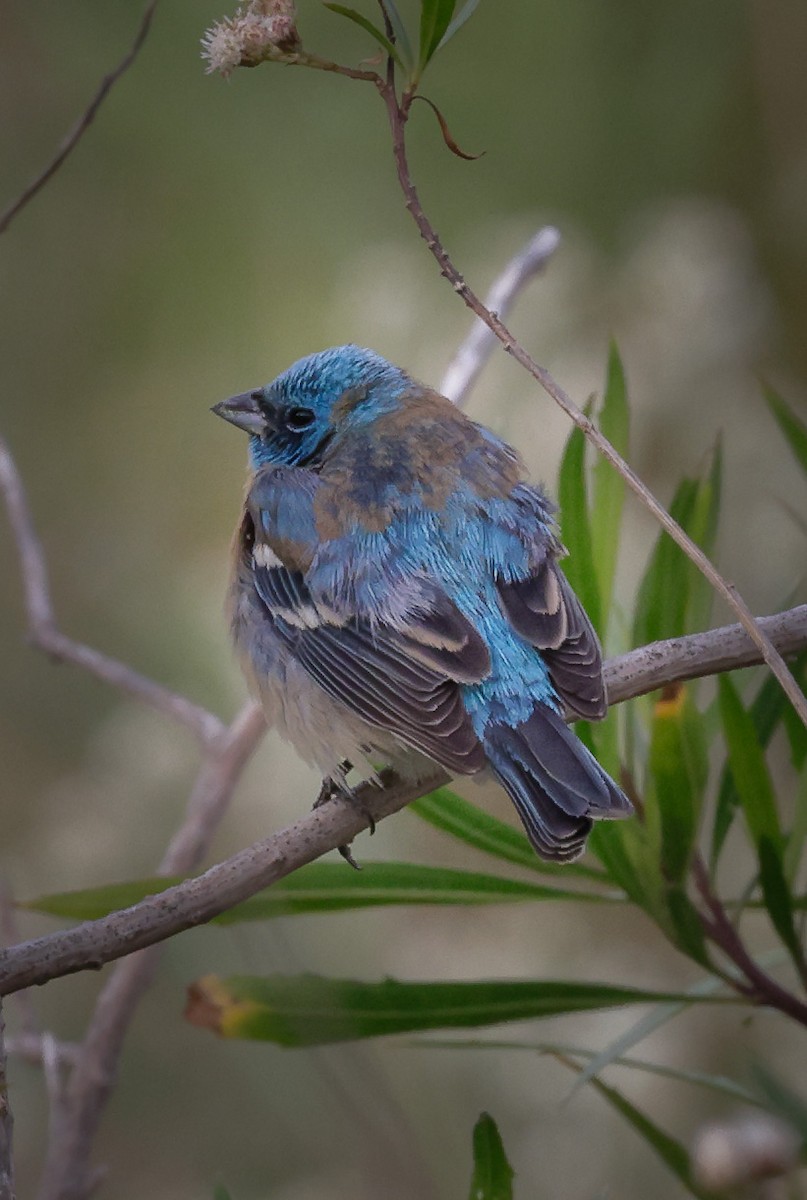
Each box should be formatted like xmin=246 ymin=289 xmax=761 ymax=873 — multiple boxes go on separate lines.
xmin=212 ymin=388 xmax=335 ymax=469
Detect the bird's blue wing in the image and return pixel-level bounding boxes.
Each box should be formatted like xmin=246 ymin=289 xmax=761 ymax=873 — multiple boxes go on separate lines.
xmin=243 ymin=469 xmax=490 ymax=774
xmin=497 ymin=555 xmax=607 ymax=721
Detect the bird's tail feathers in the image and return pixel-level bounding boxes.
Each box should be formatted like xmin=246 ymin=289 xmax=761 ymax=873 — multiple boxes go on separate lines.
xmin=483 ymin=704 xmax=632 ymax=862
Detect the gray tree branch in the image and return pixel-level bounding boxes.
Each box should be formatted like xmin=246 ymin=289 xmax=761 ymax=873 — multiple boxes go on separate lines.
xmin=1 ymin=603 xmax=805 ymax=1004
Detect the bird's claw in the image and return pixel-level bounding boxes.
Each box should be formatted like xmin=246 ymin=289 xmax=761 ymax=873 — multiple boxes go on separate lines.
xmin=312 ymin=762 xmax=375 ymax=868
xmin=338 ymin=842 xmax=362 ymax=870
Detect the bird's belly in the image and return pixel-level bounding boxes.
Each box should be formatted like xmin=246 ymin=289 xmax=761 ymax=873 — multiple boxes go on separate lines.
xmin=232 ymin=584 xmax=410 ymax=779
xmin=259 ymin=657 xmax=396 ymax=777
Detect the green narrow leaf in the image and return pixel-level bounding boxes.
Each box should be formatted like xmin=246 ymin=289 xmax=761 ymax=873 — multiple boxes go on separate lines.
xmin=323 ymin=4 xmax=404 ymax=66
xmin=591 ymin=341 xmax=629 ymax=629
xmin=784 ymin=768 xmax=807 ymax=886
xmin=562 ymin=972 xmax=735 ymax=1098
xmin=633 ymin=479 xmax=698 ymax=648
xmin=586 ymin=707 xmax=621 ymax=778
xmin=213 ymin=1186 xmax=233 ymax=1200
xmin=664 ymin=886 xmax=710 ymax=967
xmin=409 ymin=788 xmax=608 ymax=881
xmin=215 ymin=862 xmax=619 ymax=919
xmin=554 ymin=1054 xmax=711 ymax=1199
xmin=419 ymin=0 xmax=457 ymax=70
xmin=757 ymin=838 xmax=804 ymax=966
xmin=647 ymin=687 xmax=707 ymax=884
xmin=765 ymin=385 xmax=807 ymax=477
xmin=718 ymin=677 xmax=803 ymax=969
xmin=184 ymin=974 xmax=728 ymax=1046
xmin=469 ymin=1113 xmax=514 ymax=1200
xmin=711 ymin=651 xmax=806 ymax=866
xmin=21 ymin=876 xmax=184 ymax=920
xmin=712 ymin=671 xmax=781 ymax=864
xmin=587 ymin=822 xmax=647 ymax=905
xmin=558 ymin=407 xmax=602 ymax=635
xmin=438 ymin=0 xmax=482 ymax=50
xmin=631 ymin=444 xmax=722 ymax=654
xmin=718 ymin=677 xmax=781 ymax=845
xmin=381 ymin=0 xmax=413 ymax=68
xmin=422 ymin=1038 xmax=762 ymax=1108
xmin=23 ymin=862 xmax=619 ymax=924
xmin=593 ymin=805 xmax=709 ymax=965
xmin=684 ymin=440 xmax=722 ymax=633
xmin=781 ymin=655 xmax=807 ymax=769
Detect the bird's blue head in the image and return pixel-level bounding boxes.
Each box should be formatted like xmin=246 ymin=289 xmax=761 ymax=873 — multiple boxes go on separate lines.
xmin=212 ymin=345 xmax=411 ymax=469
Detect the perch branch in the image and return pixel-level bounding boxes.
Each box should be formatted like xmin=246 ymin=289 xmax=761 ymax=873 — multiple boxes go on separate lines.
xmin=603 ymin=605 xmax=807 ymax=706
xmin=2 ymin=603 xmax=806 ymax=1004
xmin=378 ymin=80 xmax=807 ymax=732
xmin=0 ymin=2 xmax=159 ymax=236
xmin=0 ymin=435 xmax=224 ymax=746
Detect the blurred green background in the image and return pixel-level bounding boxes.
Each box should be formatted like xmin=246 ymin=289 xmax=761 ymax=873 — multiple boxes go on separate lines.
xmin=2 ymin=2 xmax=807 ymax=1196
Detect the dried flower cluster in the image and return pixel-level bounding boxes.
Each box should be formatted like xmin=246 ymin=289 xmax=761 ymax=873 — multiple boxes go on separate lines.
xmin=202 ymin=0 xmax=300 ymax=77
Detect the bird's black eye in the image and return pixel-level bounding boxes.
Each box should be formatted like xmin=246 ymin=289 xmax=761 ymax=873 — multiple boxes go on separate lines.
xmin=285 ymin=406 xmax=315 ymax=432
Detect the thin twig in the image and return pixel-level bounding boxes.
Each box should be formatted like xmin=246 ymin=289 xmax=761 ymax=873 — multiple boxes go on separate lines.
xmin=264 ymin=49 xmax=382 ymax=85
xmin=0 ymin=999 xmax=14 ymax=1200
xmin=440 ymin=226 xmax=561 ymax=407
xmin=35 ymin=701 xmax=265 ymax=1200
xmin=378 ymin=81 xmax=807 ymax=732
xmin=692 ymin=855 xmax=807 ymax=1026
xmin=2 ymin=601 xmax=806 ymax=1005
xmin=3 ymin=1035 xmax=80 ymax=1070
xmin=0 ymin=436 xmax=224 ymax=746
xmin=0 ymin=2 xmax=159 ymax=236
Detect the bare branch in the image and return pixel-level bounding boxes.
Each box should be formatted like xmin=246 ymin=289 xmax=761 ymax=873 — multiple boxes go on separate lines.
xmin=440 ymin=226 xmax=561 ymax=407
xmin=3 ymin=765 xmax=442 ymax=1000
xmin=0 ymin=435 xmax=224 ymax=746
xmin=2 ymin=603 xmax=805 ymax=1005
xmin=0 ymin=3 xmax=159 ymax=237
xmin=35 ymin=701 xmax=265 ymax=1200
xmin=0 ymin=1000 xmax=15 ymax=1200
xmin=604 ymin=604 xmax=807 ymax=706
xmin=379 ymin=83 xmax=807 ymax=732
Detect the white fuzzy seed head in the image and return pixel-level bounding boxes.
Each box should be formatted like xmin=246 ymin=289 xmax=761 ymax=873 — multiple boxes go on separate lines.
xmin=202 ymin=0 xmax=300 ymax=77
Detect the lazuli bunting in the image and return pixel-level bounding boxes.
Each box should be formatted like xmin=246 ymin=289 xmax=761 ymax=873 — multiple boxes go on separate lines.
xmin=213 ymin=345 xmax=631 ymax=861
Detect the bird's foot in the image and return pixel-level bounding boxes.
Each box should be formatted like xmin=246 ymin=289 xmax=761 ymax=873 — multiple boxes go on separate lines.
xmin=312 ymin=762 xmax=375 ymax=869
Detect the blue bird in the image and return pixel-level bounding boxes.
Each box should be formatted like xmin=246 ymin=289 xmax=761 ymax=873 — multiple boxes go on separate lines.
xmin=213 ymin=345 xmax=632 ymax=861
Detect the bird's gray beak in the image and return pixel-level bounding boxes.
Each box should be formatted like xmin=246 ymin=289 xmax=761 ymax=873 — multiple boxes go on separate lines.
xmin=211 ymin=390 xmax=268 ymax=436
